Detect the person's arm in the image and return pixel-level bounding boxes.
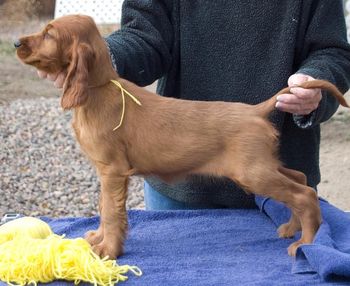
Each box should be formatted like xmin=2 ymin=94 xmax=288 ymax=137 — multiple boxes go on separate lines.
xmin=294 ymin=0 xmax=350 ymax=127
xmin=105 ymin=0 xmax=174 ymax=86
xmin=277 ymin=0 xmax=350 ymax=128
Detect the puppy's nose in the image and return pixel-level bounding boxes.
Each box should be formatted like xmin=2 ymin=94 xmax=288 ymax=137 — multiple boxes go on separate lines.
xmin=14 ymin=40 xmax=22 ymax=48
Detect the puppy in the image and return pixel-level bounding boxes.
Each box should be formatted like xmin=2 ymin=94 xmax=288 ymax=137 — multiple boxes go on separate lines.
xmin=15 ymin=15 xmax=349 ymax=259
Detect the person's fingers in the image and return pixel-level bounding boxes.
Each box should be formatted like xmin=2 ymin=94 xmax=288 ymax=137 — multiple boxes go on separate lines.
xmin=37 ymin=70 xmax=66 ymax=89
xmin=54 ymin=72 xmax=66 ymax=89
xmin=37 ymin=70 xmax=48 ymax=79
xmin=275 ymin=101 xmax=316 ymax=115
xmin=278 ymin=80 xmax=321 ymax=111
xmin=280 ymin=73 xmax=321 ymax=115
xmin=277 ymin=93 xmax=301 ymax=105
xmin=47 ymin=72 xmax=59 ymax=81
xmin=278 ymin=90 xmax=321 ymax=105
xmin=290 ymin=87 xmax=321 ymax=100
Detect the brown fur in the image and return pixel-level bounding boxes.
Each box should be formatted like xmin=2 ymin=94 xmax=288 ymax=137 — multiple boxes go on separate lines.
xmin=16 ymin=15 xmax=349 ymax=259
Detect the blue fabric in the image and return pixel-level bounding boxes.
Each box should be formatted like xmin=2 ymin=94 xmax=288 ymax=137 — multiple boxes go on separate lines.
xmin=255 ymin=196 xmax=350 ymax=281
xmin=1 ymin=200 xmax=349 ymax=286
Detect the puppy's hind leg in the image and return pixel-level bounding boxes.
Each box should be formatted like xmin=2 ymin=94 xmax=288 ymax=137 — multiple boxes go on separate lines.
xmin=275 ymin=166 xmax=322 ymax=256
xmin=276 ymin=167 xmax=306 ymax=238
xmin=286 ymin=185 xmax=321 ymax=256
xmin=228 ymin=164 xmax=321 ymax=256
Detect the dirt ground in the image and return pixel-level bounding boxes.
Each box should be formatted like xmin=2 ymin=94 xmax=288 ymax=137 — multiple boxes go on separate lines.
xmin=1 ymin=20 xmax=349 ymax=210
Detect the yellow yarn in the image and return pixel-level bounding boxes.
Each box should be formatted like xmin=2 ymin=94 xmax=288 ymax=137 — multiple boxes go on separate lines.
xmin=110 ymin=79 xmax=142 ymax=131
xmin=0 ymin=217 xmax=142 ymax=286
xmin=0 ymin=216 xmax=52 ymax=244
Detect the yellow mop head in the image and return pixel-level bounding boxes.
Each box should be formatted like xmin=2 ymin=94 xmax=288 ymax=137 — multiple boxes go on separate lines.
xmin=0 ymin=217 xmax=141 ymax=286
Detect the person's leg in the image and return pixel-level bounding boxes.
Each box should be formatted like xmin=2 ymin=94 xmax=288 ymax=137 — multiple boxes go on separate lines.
xmin=144 ymin=181 xmax=219 ymax=210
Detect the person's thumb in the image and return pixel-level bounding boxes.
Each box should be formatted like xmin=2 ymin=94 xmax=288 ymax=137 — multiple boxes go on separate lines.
xmin=288 ymin=73 xmax=312 ymax=87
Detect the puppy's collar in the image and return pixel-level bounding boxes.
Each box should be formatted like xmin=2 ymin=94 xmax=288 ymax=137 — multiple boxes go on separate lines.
xmin=110 ymin=79 xmax=142 ymax=131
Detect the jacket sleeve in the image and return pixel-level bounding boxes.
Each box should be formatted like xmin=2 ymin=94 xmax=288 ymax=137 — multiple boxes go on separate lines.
xmin=105 ymin=0 xmax=173 ymax=86
xmin=293 ymin=0 xmax=350 ymax=128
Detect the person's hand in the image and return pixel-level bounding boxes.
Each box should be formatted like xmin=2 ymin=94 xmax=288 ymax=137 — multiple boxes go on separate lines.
xmin=276 ymin=74 xmax=322 ymax=115
xmin=37 ymin=70 xmax=66 ymax=89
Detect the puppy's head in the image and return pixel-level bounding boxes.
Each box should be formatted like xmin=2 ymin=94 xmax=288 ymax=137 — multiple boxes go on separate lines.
xmin=15 ymin=15 xmax=102 ymax=109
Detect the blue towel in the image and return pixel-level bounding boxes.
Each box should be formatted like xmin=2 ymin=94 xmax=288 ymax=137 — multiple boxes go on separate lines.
xmin=1 ymin=199 xmax=350 ymax=286
xmin=255 ymin=196 xmax=350 ymax=282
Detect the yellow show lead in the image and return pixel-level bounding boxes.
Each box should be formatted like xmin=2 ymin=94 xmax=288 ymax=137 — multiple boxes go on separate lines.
xmin=110 ymin=80 xmax=142 ymax=131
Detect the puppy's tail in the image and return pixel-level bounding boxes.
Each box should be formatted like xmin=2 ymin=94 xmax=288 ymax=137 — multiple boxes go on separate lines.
xmin=255 ymin=79 xmax=349 ymax=118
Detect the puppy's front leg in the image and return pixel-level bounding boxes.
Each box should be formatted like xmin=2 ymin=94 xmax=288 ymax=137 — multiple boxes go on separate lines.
xmin=85 ymin=192 xmax=104 ymax=245
xmin=89 ymin=171 xmax=128 ymax=259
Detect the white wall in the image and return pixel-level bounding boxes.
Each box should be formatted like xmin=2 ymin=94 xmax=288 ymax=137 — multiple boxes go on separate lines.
xmin=55 ymin=0 xmax=124 ymax=24
xmin=345 ymin=0 xmax=350 ymax=41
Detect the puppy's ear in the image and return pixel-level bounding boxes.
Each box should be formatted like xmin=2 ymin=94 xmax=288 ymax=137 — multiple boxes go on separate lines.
xmin=61 ymin=42 xmax=93 ymax=109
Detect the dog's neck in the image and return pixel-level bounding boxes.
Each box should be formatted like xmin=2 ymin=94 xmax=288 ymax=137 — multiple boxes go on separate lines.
xmin=87 ymin=40 xmax=119 ymax=88
xmin=87 ymin=62 xmax=118 ymax=89
xmin=74 ymin=39 xmax=129 ymax=122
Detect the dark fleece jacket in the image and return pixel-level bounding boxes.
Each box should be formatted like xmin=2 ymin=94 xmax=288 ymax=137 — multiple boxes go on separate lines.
xmin=106 ymin=0 xmax=350 ymax=208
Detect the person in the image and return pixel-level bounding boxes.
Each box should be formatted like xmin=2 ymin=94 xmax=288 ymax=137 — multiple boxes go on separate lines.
xmin=38 ymin=0 xmax=350 ymax=210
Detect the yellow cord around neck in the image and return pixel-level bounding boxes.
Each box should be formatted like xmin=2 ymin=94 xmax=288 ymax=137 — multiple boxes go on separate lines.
xmin=110 ymin=79 xmax=142 ymax=131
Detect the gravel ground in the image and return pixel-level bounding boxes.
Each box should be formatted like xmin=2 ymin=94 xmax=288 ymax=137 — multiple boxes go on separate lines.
xmin=0 ymin=97 xmax=145 ymax=217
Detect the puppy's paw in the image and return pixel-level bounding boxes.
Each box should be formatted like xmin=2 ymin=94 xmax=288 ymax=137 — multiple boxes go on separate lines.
xmin=92 ymin=240 xmax=123 ymax=260
xmin=277 ymin=222 xmax=298 ymax=238
xmin=85 ymin=229 xmax=104 ymax=246
xmin=287 ymin=240 xmax=304 ymax=256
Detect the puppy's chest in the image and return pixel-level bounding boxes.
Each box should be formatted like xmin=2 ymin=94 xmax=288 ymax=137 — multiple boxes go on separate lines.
xmin=72 ymin=118 xmax=113 ymax=163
